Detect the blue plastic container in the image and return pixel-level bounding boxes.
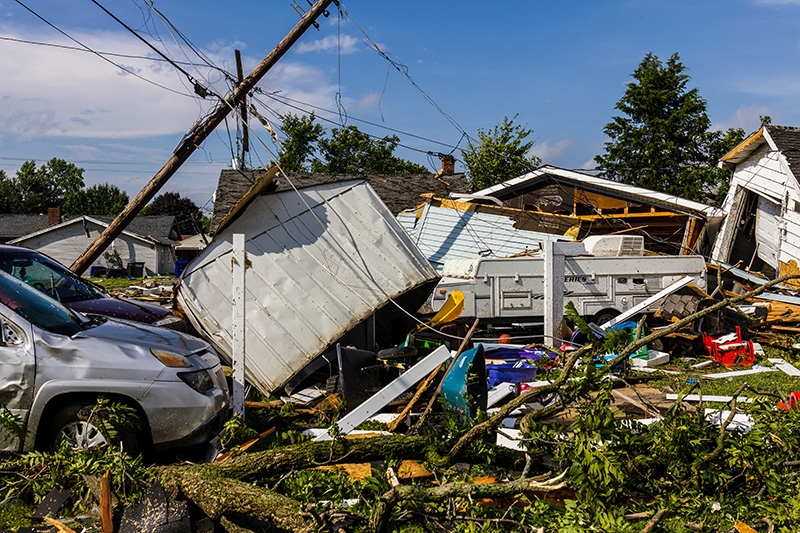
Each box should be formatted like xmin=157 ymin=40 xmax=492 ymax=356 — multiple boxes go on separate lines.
xmin=174 ymin=259 xmax=189 ymax=277
xmin=486 ymin=361 xmax=539 ymax=387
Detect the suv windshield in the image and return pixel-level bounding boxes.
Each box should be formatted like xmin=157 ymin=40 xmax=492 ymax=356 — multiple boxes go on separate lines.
xmin=0 ymin=271 xmax=84 ymax=336
xmin=0 ymin=253 xmax=101 ymax=304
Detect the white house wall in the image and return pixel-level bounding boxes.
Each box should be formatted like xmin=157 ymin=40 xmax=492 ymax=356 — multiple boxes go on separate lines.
xmin=13 ymin=220 xmax=167 ymax=276
xmin=712 ymin=145 xmax=797 ymax=265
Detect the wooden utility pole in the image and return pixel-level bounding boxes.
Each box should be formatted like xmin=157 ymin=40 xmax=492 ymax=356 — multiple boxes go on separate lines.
xmin=70 ymin=0 xmax=335 ymax=274
xmin=235 ymin=49 xmax=249 ymax=168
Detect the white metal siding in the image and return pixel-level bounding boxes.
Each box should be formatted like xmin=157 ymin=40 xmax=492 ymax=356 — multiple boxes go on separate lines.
xmin=755 ymin=196 xmax=781 ymax=268
xmin=177 ymin=181 xmax=439 ymax=394
xmin=398 ymin=203 xmax=572 ymax=272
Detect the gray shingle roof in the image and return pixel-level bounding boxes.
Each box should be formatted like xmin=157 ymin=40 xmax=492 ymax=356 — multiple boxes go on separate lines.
xmin=766 ymin=125 xmax=800 ymax=177
xmin=0 ymin=215 xmax=50 ymax=243
xmin=93 ymin=216 xmax=181 ymax=244
xmin=210 ymin=169 xmax=471 ymax=235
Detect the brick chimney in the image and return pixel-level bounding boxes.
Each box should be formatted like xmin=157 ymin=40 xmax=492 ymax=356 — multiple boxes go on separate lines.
xmin=48 ymin=207 xmax=61 ymax=226
xmin=439 ymin=154 xmax=455 ymax=175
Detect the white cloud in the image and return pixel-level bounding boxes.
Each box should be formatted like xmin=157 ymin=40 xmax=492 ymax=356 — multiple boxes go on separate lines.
xmin=296 ymin=34 xmax=359 ymax=54
xmin=736 ymin=75 xmax=800 ymax=97
xmin=714 ymin=104 xmax=777 ymax=133
xmin=531 ymin=138 xmax=570 ymax=164
xmin=0 ymin=24 xmax=340 ymax=142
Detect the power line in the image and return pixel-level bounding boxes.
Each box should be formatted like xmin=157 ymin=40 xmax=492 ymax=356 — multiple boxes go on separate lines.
xmin=257 ymin=89 xmax=460 ymax=151
xmin=336 ymin=2 xmax=471 ymax=142
xmin=12 ymin=0 xmax=195 ymax=98
xmin=89 ymin=0 xmax=212 ymax=99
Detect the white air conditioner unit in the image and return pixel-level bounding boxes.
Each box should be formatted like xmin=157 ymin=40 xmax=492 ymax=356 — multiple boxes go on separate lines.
xmin=581 ymin=235 xmax=644 ymax=257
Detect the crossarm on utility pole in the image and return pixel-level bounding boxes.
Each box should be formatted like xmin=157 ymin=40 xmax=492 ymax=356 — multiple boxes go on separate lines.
xmin=69 ymin=0 xmax=336 ymax=274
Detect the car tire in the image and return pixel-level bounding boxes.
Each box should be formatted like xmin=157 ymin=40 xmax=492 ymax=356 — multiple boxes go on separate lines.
xmin=40 ymin=401 xmax=142 ymax=457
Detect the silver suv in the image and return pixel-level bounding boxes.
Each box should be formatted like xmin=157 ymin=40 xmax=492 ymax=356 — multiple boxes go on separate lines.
xmin=0 ymin=270 xmax=230 ymax=454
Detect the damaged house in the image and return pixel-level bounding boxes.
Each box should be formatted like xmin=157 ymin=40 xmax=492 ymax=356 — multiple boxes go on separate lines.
xmin=469 ymin=165 xmax=724 ymax=255
xmin=712 ymin=125 xmax=800 ymax=282
xmin=399 ymin=165 xmax=724 ymax=272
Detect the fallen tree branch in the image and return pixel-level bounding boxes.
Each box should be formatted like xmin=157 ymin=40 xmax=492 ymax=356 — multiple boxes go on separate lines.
xmin=159 ymin=464 xmax=319 ymax=533
xmin=446 ymin=273 xmax=800 ymax=466
xmin=213 ymin=434 xmax=429 ymax=482
xmin=370 ymin=471 xmax=567 ymax=533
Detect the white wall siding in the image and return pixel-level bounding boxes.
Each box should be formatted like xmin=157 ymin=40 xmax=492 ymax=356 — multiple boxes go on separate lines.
xmin=712 ymin=146 xmax=800 ymax=265
xmin=14 ymin=220 xmax=169 ymax=275
xmin=399 ymin=203 xmax=572 ymax=272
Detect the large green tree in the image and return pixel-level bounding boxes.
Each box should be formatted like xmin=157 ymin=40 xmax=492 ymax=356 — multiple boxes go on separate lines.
xmin=10 ymin=158 xmax=85 ymax=214
xmin=311 ymin=125 xmax=428 ymax=174
xmin=595 ymin=52 xmax=743 ymax=203
xmin=142 ymin=191 xmax=202 ymax=235
xmin=277 ymin=114 xmax=428 ymax=175
xmin=461 ymin=115 xmax=541 ymax=191
xmin=278 ymin=113 xmax=324 ymax=172
xmin=64 ymin=183 xmax=130 ymax=216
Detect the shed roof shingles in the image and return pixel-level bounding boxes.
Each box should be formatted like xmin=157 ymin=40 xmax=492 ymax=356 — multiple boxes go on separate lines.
xmin=210 ymin=169 xmax=471 ymax=235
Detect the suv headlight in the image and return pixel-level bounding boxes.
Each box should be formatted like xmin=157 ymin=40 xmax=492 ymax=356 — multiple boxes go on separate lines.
xmin=178 ymin=369 xmax=214 ymax=394
xmin=151 ymin=348 xmax=193 ymax=368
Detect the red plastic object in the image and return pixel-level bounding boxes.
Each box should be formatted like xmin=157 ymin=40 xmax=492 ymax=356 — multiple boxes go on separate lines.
xmin=702 ymin=326 xmax=755 ymax=367
xmin=778 ymin=392 xmax=800 ymax=411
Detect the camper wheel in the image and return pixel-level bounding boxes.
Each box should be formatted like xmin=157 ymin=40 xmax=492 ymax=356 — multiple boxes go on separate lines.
xmin=592 ymin=309 xmax=620 ymax=327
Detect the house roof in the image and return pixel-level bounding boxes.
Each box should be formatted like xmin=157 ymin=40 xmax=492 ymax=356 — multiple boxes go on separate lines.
xmin=0 ymin=214 xmax=50 ymax=242
xmin=10 ymin=215 xmax=180 ymax=246
xmin=210 ymin=168 xmax=472 ymax=235
xmin=92 ymin=216 xmax=181 ymax=244
xmin=720 ymin=125 xmax=800 ymax=177
xmin=470 ymin=165 xmax=725 ymax=220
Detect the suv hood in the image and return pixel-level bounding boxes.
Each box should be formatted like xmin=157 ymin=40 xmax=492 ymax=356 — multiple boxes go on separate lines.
xmin=77 ymin=317 xmax=210 ymax=358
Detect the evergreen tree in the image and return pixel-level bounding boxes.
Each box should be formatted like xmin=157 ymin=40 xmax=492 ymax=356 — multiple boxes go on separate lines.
xmin=461 ymin=115 xmax=541 ymax=191
xmin=595 ymin=52 xmax=741 ymax=203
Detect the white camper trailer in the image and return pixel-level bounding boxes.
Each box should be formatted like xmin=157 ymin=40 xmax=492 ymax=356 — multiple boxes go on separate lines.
xmin=431 ymin=235 xmax=706 ymax=327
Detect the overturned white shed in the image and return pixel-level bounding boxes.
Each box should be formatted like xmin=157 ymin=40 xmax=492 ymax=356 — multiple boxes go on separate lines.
xmin=176 ymin=177 xmax=439 ymax=394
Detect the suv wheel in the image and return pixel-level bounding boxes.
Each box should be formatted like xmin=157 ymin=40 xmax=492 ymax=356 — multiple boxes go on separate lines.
xmin=40 ymin=401 xmax=142 ymax=456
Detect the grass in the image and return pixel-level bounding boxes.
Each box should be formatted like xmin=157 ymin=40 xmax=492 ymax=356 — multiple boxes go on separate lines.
xmin=87 ymin=276 xmax=178 ymax=292
xmin=642 ymin=339 xmax=800 ymax=402
xmin=0 ymin=503 xmax=33 ymax=531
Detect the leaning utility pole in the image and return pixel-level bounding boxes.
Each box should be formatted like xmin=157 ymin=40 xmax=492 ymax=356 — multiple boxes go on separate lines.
xmin=70 ymin=0 xmax=336 ymax=274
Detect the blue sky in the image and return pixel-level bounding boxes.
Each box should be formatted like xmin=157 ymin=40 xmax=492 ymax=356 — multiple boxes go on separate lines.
xmin=1 ymin=0 xmax=800 ymax=213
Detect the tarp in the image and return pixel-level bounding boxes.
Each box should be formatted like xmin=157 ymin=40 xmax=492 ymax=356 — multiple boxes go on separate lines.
xmin=176 ymin=179 xmax=439 ymax=394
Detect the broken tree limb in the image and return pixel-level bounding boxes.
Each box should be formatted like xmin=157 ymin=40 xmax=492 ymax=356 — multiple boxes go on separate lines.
xmin=370 ymin=471 xmax=567 ymax=533
xmin=605 ymin=273 xmax=800 ymax=369
xmin=640 ymin=508 xmax=666 ymax=533
xmin=159 ymin=464 xmax=318 ymax=533
xmin=211 ymin=434 xmax=524 ymax=483
xmin=386 ymin=362 xmax=443 ymax=432
xmin=213 ymin=435 xmax=429 ymax=482
xmin=447 ymin=274 xmax=800 ymax=466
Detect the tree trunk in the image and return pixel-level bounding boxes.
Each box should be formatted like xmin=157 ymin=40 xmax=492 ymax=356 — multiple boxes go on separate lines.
xmin=159 ymin=464 xmax=318 ymax=533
